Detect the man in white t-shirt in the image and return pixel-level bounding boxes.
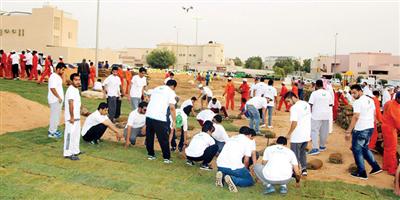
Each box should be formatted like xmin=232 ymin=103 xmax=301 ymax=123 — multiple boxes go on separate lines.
xmin=308 ymin=80 xmax=333 ymax=155
xmin=185 ymin=121 xmax=218 ymax=170
xmin=215 ymin=126 xmax=256 ymax=193
xmin=254 ymin=77 xmax=267 ymax=97
xmin=264 ymin=79 xmax=278 ymax=129
xmin=169 ymin=108 xmax=189 ymax=152
xmin=47 ymin=63 xmax=66 ymax=139
xmin=196 ymin=109 xmax=216 ymax=126
xmin=103 ymin=67 xmax=123 ymax=122
xmin=63 ymin=73 xmax=82 ymax=161
xmin=124 ymin=102 xmax=148 ymax=147
xmin=198 ymin=84 xmax=213 ymax=109
xmin=382 ymin=86 xmax=394 ymax=108
xmin=345 ymin=84 xmax=382 ymax=180
xmin=128 ymin=67 xmax=147 ymax=110
xmin=82 ymin=102 xmax=121 ymax=144
xmin=250 ymin=77 xmax=259 ymax=97
xmin=208 ymin=98 xmax=229 ymax=118
xmin=24 ymin=49 xmax=33 ymax=78
xmin=212 ymin=115 xmax=229 ymax=153
xmin=285 ymin=91 xmax=311 ymax=176
xmin=254 ymin=136 xmax=301 ymax=195
xmin=245 ymin=96 xmax=268 ymax=134
xmin=362 ymin=82 xmax=373 ymax=97
xmin=10 ymin=51 xmax=20 ymax=80
xmin=180 ymin=96 xmax=197 ymax=117
xmin=93 ymin=79 xmax=103 ymax=91
xmin=145 ymin=80 xmax=177 ymax=163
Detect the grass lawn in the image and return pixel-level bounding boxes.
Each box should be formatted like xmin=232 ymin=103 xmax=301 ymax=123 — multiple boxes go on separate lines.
xmin=0 ymin=79 xmax=398 ymax=199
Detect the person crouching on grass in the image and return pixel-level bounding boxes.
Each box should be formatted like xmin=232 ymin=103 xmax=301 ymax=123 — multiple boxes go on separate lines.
xmin=124 ymin=102 xmax=148 ymax=147
xmin=81 ymin=102 xmax=122 ymax=145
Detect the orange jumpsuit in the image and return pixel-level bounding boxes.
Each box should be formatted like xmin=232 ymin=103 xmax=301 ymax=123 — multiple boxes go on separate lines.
xmin=292 ymin=85 xmax=299 ymax=98
xmin=117 ymin=68 xmax=124 ymax=92
xmin=278 ymin=85 xmax=289 ymax=111
xmin=0 ymin=53 xmax=6 ymax=78
xmin=225 ymin=82 xmax=236 ymax=110
xmin=38 ymin=57 xmax=52 ymax=83
xmin=368 ymin=96 xmax=383 ymax=149
xmin=381 ymin=100 xmax=400 ymax=175
xmin=239 ymin=82 xmax=250 ymax=111
xmin=6 ymin=54 xmax=12 ymax=79
xmin=89 ymin=65 xmax=96 ymax=87
xmin=125 ymin=70 xmax=132 ymax=95
xmin=19 ymin=54 xmax=26 ymax=79
xmin=333 ymin=92 xmax=349 ymax=121
xmin=29 ymin=55 xmax=39 ymax=80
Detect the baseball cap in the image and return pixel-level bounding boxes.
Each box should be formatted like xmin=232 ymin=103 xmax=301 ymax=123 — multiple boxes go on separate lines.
xmin=243 ymin=78 xmax=247 ymax=82
xmin=198 ymin=84 xmax=203 ymax=88
xmin=228 ymin=77 xmax=232 ymax=80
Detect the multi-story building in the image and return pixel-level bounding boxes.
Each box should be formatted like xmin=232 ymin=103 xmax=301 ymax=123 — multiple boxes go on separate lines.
xmin=264 ymin=56 xmax=301 ymax=69
xmin=117 ymin=48 xmax=153 ymax=67
xmin=311 ymin=52 xmax=400 ymax=80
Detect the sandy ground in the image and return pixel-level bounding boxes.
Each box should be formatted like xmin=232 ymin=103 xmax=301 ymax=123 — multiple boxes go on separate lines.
xmin=1 ymin=71 xmax=395 ymax=189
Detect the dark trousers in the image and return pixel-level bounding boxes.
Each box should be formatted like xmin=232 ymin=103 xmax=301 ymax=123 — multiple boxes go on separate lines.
xmin=291 ymin=142 xmax=308 ymax=170
xmin=116 ymin=98 xmax=122 ymax=119
xmin=82 ymin=123 xmax=107 ymax=142
xmin=171 ymin=126 xmax=185 ymax=149
xmin=107 ymin=96 xmax=120 ymax=121
xmin=242 ymin=151 xmax=260 ymax=168
xmin=211 ymin=107 xmax=228 ymax=118
xmin=81 ymin=74 xmax=89 ymax=91
xmin=351 ymin=128 xmax=380 ymax=174
xmin=183 ymin=105 xmax=193 ymax=116
xmin=25 ymin=64 xmax=32 ymax=77
xmin=12 ymin=64 xmax=19 ymax=78
xmin=146 ymin=118 xmax=171 ymax=159
xmin=298 ymin=89 xmax=304 ymax=100
xmin=186 ymin=144 xmax=218 ymax=165
xmin=258 ymin=109 xmax=264 ymax=123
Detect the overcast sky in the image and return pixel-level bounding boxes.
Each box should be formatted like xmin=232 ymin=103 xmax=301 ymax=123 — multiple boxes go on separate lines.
xmin=1 ymin=0 xmax=399 ymax=59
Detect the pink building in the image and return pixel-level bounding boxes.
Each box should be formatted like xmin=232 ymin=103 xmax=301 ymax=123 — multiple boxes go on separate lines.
xmin=312 ymin=52 xmax=400 ymax=80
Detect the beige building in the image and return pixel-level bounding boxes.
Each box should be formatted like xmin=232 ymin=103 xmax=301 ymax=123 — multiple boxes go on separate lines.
xmin=0 ymin=5 xmax=119 ymax=64
xmin=311 ymin=52 xmax=400 ymax=81
xmin=156 ymin=41 xmax=225 ymax=70
xmin=117 ymin=48 xmax=153 ymax=67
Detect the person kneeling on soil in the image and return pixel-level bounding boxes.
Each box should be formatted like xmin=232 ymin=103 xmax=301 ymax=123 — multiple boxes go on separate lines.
xmin=211 ymin=115 xmax=229 ymax=153
xmin=196 ymin=109 xmax=216 ymax=127
xmin=215 ymin=126 xmax=256 ymax=193
xmin=254 ymin=136 xmax=301 ymax=195
xmin=169 ymin=108 xmax=189 ymax=152
xmin=185 ymin=121 xmax=219 ymax=171
xmin=81 ymin=102 xmax=122 ymax=145
xmin=208 ymin=98 xmax=229 ymax=118
xmin=124 ymin=102 xmax=148 ymax=148
xmin=93 ymin=79 xmax=103 ymax=92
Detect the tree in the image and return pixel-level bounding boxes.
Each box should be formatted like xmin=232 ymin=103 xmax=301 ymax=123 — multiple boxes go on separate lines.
xmin=244 ymin=56 xmax=263 ymax=69
xmin=233 ymin=57 xmax=243 ymax=66
xmin=293 ymin=60 xmax=302 ymax=71
xmin=273 ymin=66 xmax=285 ymax=79
xmin=333 ymin=73 xmax=342 ymax=81
xmin=356 ymin=76 xmax=364 ymax=83
xmin=302 ymin=59 xmax=311 ymax=73
xmin=146 ymin=49 xmax=176 ymax=69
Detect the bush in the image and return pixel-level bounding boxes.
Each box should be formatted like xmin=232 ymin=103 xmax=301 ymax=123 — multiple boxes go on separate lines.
xmin=146 ymin=49 xmax=176 ymax=69
xmin=356 ymin=76 xmax=364 ymax=83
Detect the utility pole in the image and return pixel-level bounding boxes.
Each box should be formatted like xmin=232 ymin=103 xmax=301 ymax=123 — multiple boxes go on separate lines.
xmin=333 ymin=33 xmax=338 ymax=74
xmin=173 ymin=26 xmax=179 ymax=70
xmin=95 ymin=0 xmax=100 ymax=77
xmin=193 ymin=17 xmax=202 ymax=45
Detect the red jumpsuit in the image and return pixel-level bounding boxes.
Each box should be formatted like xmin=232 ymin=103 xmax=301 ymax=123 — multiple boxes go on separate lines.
xmin=6 ymin=54 xmax=12 ymax=79
xmin=125 ymin=70 xmax=132 ymax=95
xmin=333 ymin=92 xmax=349 ymax=121
xmin=292 ymin=85 xmax=299 ymax=98
xmin=89 ymin=65 xmax=96 ymax=87
xmin=239 ymin=82 xmax=250 ymax=111
xmin=19 ymin=54 xmax=26 ymax=79
xmin=29 ymin=55 xmax=39 ymax=80
xmin=381 ymin=100 xmax=400 ymax=175
xmin=278 ymin=85 xmax=289 ymax=111
xmin=0 ymin=53 xmax=6 ymax=78
xmin=117 ymin=68 xmax=124 ymax=92
xmin=38 ymin=57 xmax=52 ymax=83
xmin=368 ymin=96 xmax=383 ymax=149
xmin=225 ymin=82 xmax=236 ymax=110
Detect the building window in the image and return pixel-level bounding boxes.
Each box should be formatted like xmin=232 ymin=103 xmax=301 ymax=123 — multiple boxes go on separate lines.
xmin=357 ymin=62 xmax=361 ymax=67
xmin=208 ymin=54 xmax=212 ymax=57
xmin=68 ymin=32 xmax=72 ymax=39
xmin=183 ymin=54 xmax=185 ymax=56
xmin=193 ymin=54 xmax=196 ymax=57
xmin=53 ymin=35 xmax=60 ymax=46
xmin=189 ymin=54 xmax=192 ymax=57
xmin=394 ymin=64 xmax=400 ymax=67
xmin=54 ymin=17 xmax=61 ymax=30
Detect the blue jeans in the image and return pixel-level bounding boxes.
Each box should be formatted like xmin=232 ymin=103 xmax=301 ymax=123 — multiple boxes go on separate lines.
xmin=217 ymin=167 xmax=254 ymax=187
xmin=351 ymin=128 xmax=380 ymax=174
xmin=246 ymin=105 xmax=260 ymax=133
xmin=267 ymin=106 xmax=273 ymax=126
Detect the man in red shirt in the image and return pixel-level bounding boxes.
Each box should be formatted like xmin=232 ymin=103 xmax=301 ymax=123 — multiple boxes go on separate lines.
xmin=239 ymin=79 xmax=250 ymax=111
xmin=6 ymin=52 xmax=13 ymax=79
xmin=0 ymin=50 xmax=6 ymax=78
xmin=38 ymin=55 xmax=52 ymax=83
xmin=368 ymin=90 xmax=383 ymax=150
xmin=223 ymin=77 xmax=236 ymax=110
xmin=29 ymin=51 xmax=39 ymax=80
xmin=19 ymin=51 xmax=26 ymax=79
xmin=292 ymin=82 xmax=299 ymax=98
xmin=277 ymin=83 xmax=289 ymax=111
xmin=333 ymin=90 xmax=349 ymax=121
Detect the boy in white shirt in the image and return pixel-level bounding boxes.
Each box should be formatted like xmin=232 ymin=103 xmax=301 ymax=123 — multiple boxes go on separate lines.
xmin=185 ymin=121 xmax=219 ymax=170
xmin=264 ymin=79 xmax=278 ymax=129
xmin=93 ymin=79 xmax=103 ymax=91
xmin=103 ymin=67 xmax=123 ymax=122
xmin=285 ymin=91 xmax=311 ymax=176
xmin=208 ymin=98 xmax=229 ymax=118
xmin=63 ymin=73 xmax=82 ymax=161
xmin=124 ymin=102 xmax=148 ymax=147
xmin=245 ymin=96 xmax=268 ymax=134
xmin=196 ymin=109 xmax=216 ymax=126
xmin=181 ymin=96 xmax=197 ymax=116
xmin=47 ymin=63 xmax=66 ymax=139
xmin=212 ymin=115 xmax=229 ymax=153
xmin=128 ymin=67 xmax=147 ymax=110
xmin=254 ymin=136 xmax=301 ymax=195
xmin=198 ymin=84 xmax=213 ymax=109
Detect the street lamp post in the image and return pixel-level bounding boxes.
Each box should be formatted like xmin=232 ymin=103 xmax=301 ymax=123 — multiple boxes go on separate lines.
xmin=173 ymin=26 xmax=179 ymax=70
xmin=193 ymin=17 xmax=202 ymax=45
xmin=95 ymin=0 xmax=100 ymax=77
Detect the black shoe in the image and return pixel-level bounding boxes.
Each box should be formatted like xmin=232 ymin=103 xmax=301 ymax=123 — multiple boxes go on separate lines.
xmin=171 ymin=147 xmax=176 ymax=152
xmin=64 ymin=155 xmax=80 ymax=161
xmin=370 ymin=167 xmax=383 ymax=175
xmin=90 ymin=140 xmax=99 ymax=145
xmin=301 ymin=169 xmax=308 ymax=176
xmin=74 ymin=151 xmax=85 ymax=156
xmin=350 ymin=171 xmax=368 ymax=180
xmin=178 ymin=147 xmax=183 ymax=152
xmin=200 ymin=164 xmax=213 ymax=171
xmin=186 ymin=160 xmax=195 ymax=166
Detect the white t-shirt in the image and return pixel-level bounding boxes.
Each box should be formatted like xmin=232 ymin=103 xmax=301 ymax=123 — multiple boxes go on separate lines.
xmin=146 ymin=85 xmax=176 ymax=122
xmin=264 ymin=85 xmax=277 ymax=107
xmin=185 ymin=132 xmax=215 ymax=157
xmin=11 ymin=53 xmax=19 ymax=65
xmin=353 ymin=95 xmax=375 ymax=131
xmin=262 ymin=145 xmax=298 ymax=181
xmin=64 ymin=85 xmax=81 ymax=121
xmin=126 ymin=109 xmax=146 ymax=128
xmin=103 ymin=75 xmax=121 ymax=97
xmin=170 ymin=109 xmax=188 ymax=131
xmin=363 ymin=86 xmax=373 ymax=97
xmin=289 ymin=100 xmax=311 ymax=143
xmin=130 ymin=75 xmax=147 ymax=98
xmin=81 ymin=110 xmax=108 ymax=136
xmin=308 ymin=89 xmax=333 ymax=120
xmin=93 ymin=81 xmax=103 ymax=91
xmin=202 ymin=87 xmax=213 ymax=97
xmin=180 ymin=99 xmax=193 ymax=109
xmin=246 ymin=96 xmax=268 ymax=110
xmin=208 ymin=100 xmax=222 ymax=109
xmin=216 ymin=134 xmax=253 ymax=170
xmin=254 ymin=82 xmax=267 ymax=97
xmin=250 ymin=83 xmax=257 ymax=97
xmin=47 ymin=73 xmax=64 ymax=104
xmin=25 ymin=53 xmax=33 ymax=65
xmin=196 ymin=109 xmax=216 ymax=122
xmin=382 ymin=89 xmax=392 ymax=107
xmin=212 ymin=124 xmax=229 ymax=142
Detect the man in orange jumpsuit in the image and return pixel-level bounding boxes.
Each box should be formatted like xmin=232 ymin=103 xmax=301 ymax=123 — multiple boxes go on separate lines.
xmin=0 ymin=50 xmax=6 ymax=78
xmin=19 ymin=51 xmax=26 ymax=79
xmin=38 ymin=55 xmax=52 ymax=83
xmin=6 ymin=52 xmax=12 ymax=79
xmin=239 ymin=78 xmax=250 ymax=111
xmin=125 ymin=68 xmax=132 ymax=95
xmin=381 ymin=92 xmax=400 ymax=175
xmin=277 ymin=83 xmax=289 ymax=112
xmin=368 ymin=90 xmax=383 ymax=150
xmin=117 ymin=66 xmax=124 ymax=92
xmin=29 ymin=51 xmax=39 ymax=80
xmin=292 ymin=82 xmax=299 ymax=98
xmin=223 ymin=77 xmax=235 ymax=110
xmin=89 ymin=62 xmax=96 ymax=87
xmin=333 ymin=90 xmax=349 ymax=121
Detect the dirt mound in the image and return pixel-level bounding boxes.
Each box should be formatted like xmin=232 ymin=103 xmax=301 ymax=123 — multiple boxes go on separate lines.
xmin=0 ymin=92 xmax=51 ymax=134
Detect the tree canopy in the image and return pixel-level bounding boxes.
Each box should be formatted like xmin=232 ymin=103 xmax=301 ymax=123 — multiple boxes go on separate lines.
xmin=233 ymin=57 xmax=243 ymax=66
xmin=146 ymin=49 xmax=176 ymax=69
xmin=244 ymin=56 xmax=263 ymax=69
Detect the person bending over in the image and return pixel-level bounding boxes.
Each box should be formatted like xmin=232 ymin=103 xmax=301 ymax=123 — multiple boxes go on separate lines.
xmin=124 ymin=102 xmax=148 ymax=147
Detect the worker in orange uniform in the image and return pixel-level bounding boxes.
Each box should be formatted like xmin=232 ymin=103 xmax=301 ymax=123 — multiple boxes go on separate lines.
xmin=381 ymin=92 xmax=400 ymax=175
xmin=38 ymin=55 xmax=52 ymax=84
xmin=223 ymin=77 xmax=236 ymax=110
xmin=6 ymin=51 xmax=13 ymax=79
xmin=238 ymin=78 xmax=250 ymax=111
xmin=368 ymin=90 xmax=383 ymax=150
xmin=117 ymin=66 xmax=125 ymax=92
xmin=19 ymin=51 xmax=26 ymax=79
xmin=29 ymin=51 xmax=39 ymax=80
xmin=292 ymin=82 xmax=299 ymax=98
xmin=277 ymin=83 xmax=290 ymax=112
xmin=89 ymin=62 xmax=96 ymax=87
xmin=333 ymin=90 xmax=349 ymax=121
xmin=125 ymin=68 xmax=133 ymax=95
xmin=0 ymin=50 xmax=6 ymax=78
